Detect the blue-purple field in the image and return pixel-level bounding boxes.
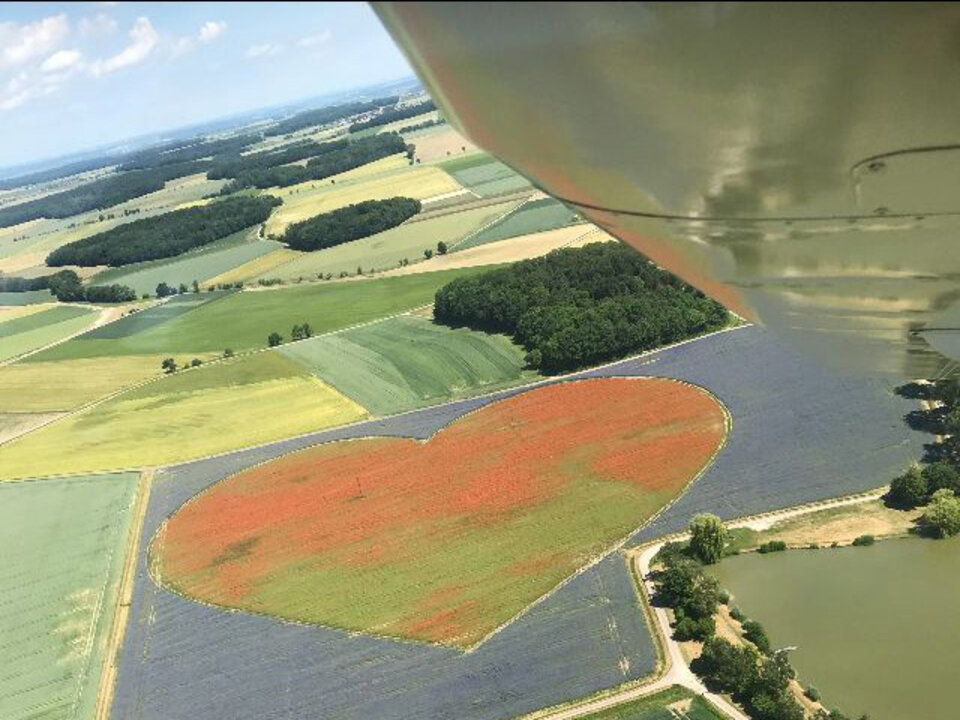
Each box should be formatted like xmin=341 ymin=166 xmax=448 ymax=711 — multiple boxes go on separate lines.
xmin=112 ymin=326 xmax=925 ymax=720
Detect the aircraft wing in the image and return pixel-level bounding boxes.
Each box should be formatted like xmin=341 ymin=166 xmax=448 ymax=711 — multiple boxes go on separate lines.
xmin=374 ymin=2 xmax=960 ymax=377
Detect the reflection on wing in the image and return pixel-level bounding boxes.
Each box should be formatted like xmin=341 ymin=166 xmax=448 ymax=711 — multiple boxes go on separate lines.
xmin=375 ymin=2 xmax=960 ymax=376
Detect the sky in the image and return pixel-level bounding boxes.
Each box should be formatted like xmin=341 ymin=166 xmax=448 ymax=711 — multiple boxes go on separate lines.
xmin=0 ymin=2 xmax=414 ymax=168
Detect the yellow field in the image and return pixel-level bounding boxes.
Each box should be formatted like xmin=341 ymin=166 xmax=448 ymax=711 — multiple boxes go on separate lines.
xmin=327 ymin=153 xmax=411 ymax=183
xmin=205 ymin=247 xmax=302 ymax=286
xmin=0 ymin=360 xmax=368 ymax=480
xmin=411 ymin=126 xmax=479 ymax=163
xmin=264 ymin=166 xmax=462 ymax=235
xmin=0 ymin=355 xmax=178 ymax=412
xmin=384 ymin=225 xmax=610 ymax=277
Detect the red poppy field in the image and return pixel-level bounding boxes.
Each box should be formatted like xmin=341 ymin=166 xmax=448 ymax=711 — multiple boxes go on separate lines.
xmin=152 ymin=377 xmax=728 ymax=647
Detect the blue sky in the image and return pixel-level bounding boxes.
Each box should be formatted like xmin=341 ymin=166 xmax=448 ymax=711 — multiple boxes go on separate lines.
xmin=0 ymin=2 xmax=413 ymax=167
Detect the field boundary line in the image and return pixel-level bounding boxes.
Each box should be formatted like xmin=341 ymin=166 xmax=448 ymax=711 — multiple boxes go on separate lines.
xmin=0 ymin=321 xmax=750 ymax=481
xmin=95 ymin=468 xmax=154 ymax=720
xmin=0 ymin=305 xmax=105 ymax=367
xmin=0 ymin=301 xmax=431 ymax=458
xmin=448 ymin=195 xmax=532 ymax=251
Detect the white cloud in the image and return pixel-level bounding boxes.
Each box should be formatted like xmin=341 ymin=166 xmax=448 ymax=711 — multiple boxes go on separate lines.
xmin=90 ymin=16 xmax=159 ymax=77
xmin=199 ymin=20 xmax=227 ymax=43
xmin=0 ymin=14 xmax=69 ymax=70
xmin=246 ymin=43 xmax=282 ymax=59
xmin=79 ymin=12 xmax=118 ymax=37
xmin=297 ymin=30 xmax=332 ymax=48
xmin=41 ymin=49 xmax=83 ymax=73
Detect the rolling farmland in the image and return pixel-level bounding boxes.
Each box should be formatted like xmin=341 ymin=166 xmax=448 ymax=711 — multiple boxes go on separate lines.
xmin=0 ymin=304 xmax=98 ymax=362
xmin=264 ymin=165 xmax=462 ymax=235
xmin=153 ymin=378 xmax=728 ymax=647
xmin=280 ymin=315 xmax=535 ymax=415
xmin=257 ymin=201 xmax=518 ymax=281
xmin=32 ymin=267 xmax=494 ymax=360
xmin=111 ymin=326 xmax=927 ymax=720
xmin=454 ymin=197 xmax=584 ymax=251
xmin=0 ymin=172 xmax=226 ymax=275
xmin=439 ymin=153 xmax=533 ymax=197
xmin=88 ymin=229 xmax=282 ymax=296
xmin=0 ymin=473 xmax=138 ymax=720
xmin=0 ymin=352 xmax=366 ymax=479
xmin=0 ymin=355 xmax=166 ymax=412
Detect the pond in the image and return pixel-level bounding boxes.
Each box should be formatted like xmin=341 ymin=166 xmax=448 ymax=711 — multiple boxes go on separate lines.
xmin=709 ymin=537 xmax=960 ymax=720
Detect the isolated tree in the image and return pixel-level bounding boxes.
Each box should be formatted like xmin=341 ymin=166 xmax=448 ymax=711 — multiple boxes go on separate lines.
xmin=889 ymin=465 xmax=928 ymax=508
xmin=156 ymin=282 xmax=174 ymax=298
xmin=437 ymin=240 xmax=448 ymax=255
xmin=192 ymin=279 xmax=200 ymax=293
xmin=424 ymin=248 xmax=434 ymax=259
xmin=178 ymin=283 xmax=189 ymax=294
xmin=190 ymin=358 xmax=202 ymax=367
xmin=291 ymin=324 xmax=304 ymax=341
xmin=301 ymin=322 xmax=312 ymax=338
xmin=923 ymin=488 xmax=960 ymax=537
xmin=689 ymin=513 xmax=727 ymax=564
xmin=268 ymin=332 xmax=283 ymax=347
xmin=223 ymin=348 xmax=234 ymax=358
xmin=161 ymin=358 xmax=177 ymax=374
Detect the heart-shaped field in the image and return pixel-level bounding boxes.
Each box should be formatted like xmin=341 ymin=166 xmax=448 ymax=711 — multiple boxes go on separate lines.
xmin=152 ymin=377 xmax=727 ymax=647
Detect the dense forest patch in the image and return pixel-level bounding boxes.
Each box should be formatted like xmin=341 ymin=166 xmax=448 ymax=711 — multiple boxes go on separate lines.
xmin=434 ymin=242 xmax=729 ymax=372
xmin=46 ymin=195 xmax=281 ymax=267
xmin=282 ymin=197 xmax=421 ymax=251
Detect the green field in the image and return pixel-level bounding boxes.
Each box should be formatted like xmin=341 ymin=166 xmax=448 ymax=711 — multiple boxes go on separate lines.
xmin=0 ymin=352 xmax=367 ymax=480
xmin=438 ymin=153 xmax=532 ymax=197
xmin=258 ymin=202 xmax=517 ymax=281
xmin=0 ymin=472 xmax=138 ymax=720
xmin=455 ymin=198 xmax=584 ymax=251
xmin=280 ymin=315 xmax=536 ymax=415
xmin=0 ymin=304 xmax=98 ymax=362
xmin=89 ymin=229 xmax=281 ymax=295
xmin=575 ymin=686 xmax=727 ymax=719
xmin=34 ymin=266 xmax=499 ymax=360
xmin=0 ymin=289 xmax=54 ymax=305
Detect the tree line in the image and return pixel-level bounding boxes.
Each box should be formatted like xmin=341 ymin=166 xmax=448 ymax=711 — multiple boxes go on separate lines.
xmin=433 ymin=242 xmax=729 ymax=373
xmin=282 ymin=197 xmax=421 ymax=251
xmin=264 ymin=96 xmax=398 ymax=137
xmin=118 ymin=133 xmax=261 ymax=171
xmin=654 ymin=518 xmax=866 ymax=720
xmin=348 ymin=100 xmax=437 ymax=133
xmin=0 ymin=269 xmax=134 ymax=303
xmin=886 ymin=377 xmax=960 ymax=537
xmin=207 ymin=139 xmax=349 ymax=180
xmin=0 ymin=161 xmax=211 ymax=229
xmin=46 ymin=195 xmax=281 ymax=267
xmin=219 ymin=133 xmax=408 ymax=192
